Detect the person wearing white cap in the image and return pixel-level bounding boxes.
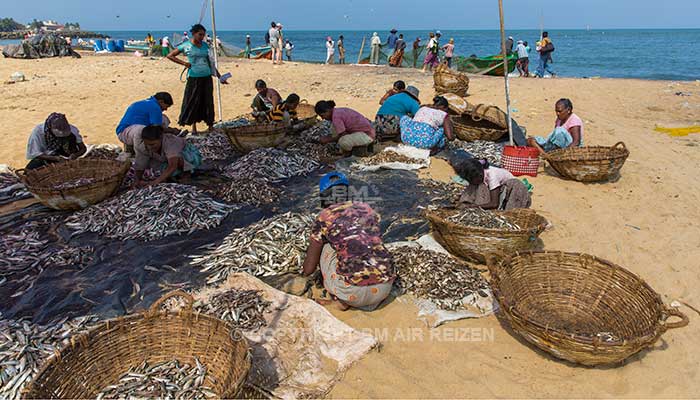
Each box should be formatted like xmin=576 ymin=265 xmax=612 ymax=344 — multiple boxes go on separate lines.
xmin=506 ymin=36 xmax=514 ymax=54
xmin=370 ymin=32 xmax=381 ymax=64
xmin=245 ymin=34 xmax=251 ymax=58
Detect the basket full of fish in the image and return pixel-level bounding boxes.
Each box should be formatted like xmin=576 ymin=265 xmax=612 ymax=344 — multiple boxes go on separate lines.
xmin=16 ymin=159 xmax=130 ymax=211
xmin=425 ymin=207 xmax=548 ymax=263
xmin=216 ymin=117 xmax=287 ymax=153
xmin=23 ymin=291 xmax=251 ymax=399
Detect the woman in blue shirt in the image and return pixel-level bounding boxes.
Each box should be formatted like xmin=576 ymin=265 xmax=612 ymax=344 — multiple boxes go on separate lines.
xmin=374 ymin=85 xmax=420 ymax=141
xmin=166 ymin=24 xmax=226 ymax=135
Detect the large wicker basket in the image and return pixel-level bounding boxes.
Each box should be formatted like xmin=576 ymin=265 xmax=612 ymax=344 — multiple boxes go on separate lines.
xmin=223 ymin=122 xmax=288 ymax=153
xmin=451 ymin=104 xmax=508 ymax=142
xmin=433 ymin=64 xmax=470 ymax=97
xmin=296 ymin=101 xmax=319 ymax=129
xmin=24 ymin=291 xmax=251 ymax=399
xmin=17 ymin=159 xmax=130 ymax=210
xmin=425 ymin=208 xmax=548 ymax=264
xmin=488 ymin=251 xmax=689 ymax=366
xmin=543 ymin=141 xmax=630 ymax=182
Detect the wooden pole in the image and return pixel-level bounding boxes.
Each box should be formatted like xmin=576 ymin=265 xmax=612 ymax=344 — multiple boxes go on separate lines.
xmin=357 ymin=36 xmax=366 ymax=64
xmin=210 ymin=0 xmax=223 ymax=122
xmin=498 ymin=0 xmax=514 ymax=146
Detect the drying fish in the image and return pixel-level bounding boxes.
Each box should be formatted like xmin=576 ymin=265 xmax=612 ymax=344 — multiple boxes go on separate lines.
xmin=190 ymin=212 xmax=314 ymax=285
xmin=65 ymin=183 xmax=236 ymax=241
xmin=285 ymin=140 xmax=336 ymax=163
xmin=0 ymin=315 xmax=101 ymax=400
xmin=83 ymin=145 xmax=123 ymax=161
xmin=94 ymin=358 xmax=215 ymax=400
xmin=418 ymin=179 xmax=463 ymax=207
xmin=359 ymin=150 xmax=424 ymax=166
xmin=447 ymin=139 xmax=503 ymax=167
xmin=214 ymin=117 xmax=250 ymax=129
xmin=391 ymin=246 xmax=489 ymax=311
xmin=196 ymin=289 xmax=271 ymax=331
xmin=52 ymin=177 xmax=97 ymax=191
xmin=446 ymin=208 xmax=520 ymax=230
xmin=222 ymin=148 xmax=320 ymax=183
xmin=206 ymin=178 xmax=280 ymax=206
xmin=297 ymin=120 xmax=332 ymax=143
xmin=0 ymin=168 xmax=30 ymax=206
xmin=187 ymin=131 xmax=235 ymax=161
xmin=121 ymin=161 xmax=162 ymax=189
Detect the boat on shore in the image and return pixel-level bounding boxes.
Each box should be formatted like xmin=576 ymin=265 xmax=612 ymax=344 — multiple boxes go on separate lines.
xmin=454 ymin=54 xmax=518 ymax=76
xmin=237 ymin=45 xmax=272 ymax=59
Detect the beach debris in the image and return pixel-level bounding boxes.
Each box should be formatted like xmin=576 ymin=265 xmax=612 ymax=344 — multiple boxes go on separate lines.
xmin=214 ymin=117 xmax=250 ymax=129
xmin=94 ymin=358 xmax=215 ymax=400
xmin=447 ymin=139 xmax=503 ymax=167
xmin=446 ymin=208 xmax=521 ymax=230
xmin=0 ymin=167 xmax=30 ymax=206
xmin=0 ymin=315 xmax=101 ymax=400
xmin=190 ymin=212 xmax=315 ymax=285
xmin=195 ymin=289 xmax=271 ymax=331
xmin=9 ymin=72 xmax=25 ymax=83
xmin=206 ymin=178 xmax=280 ymax=206
xmin=358 ymin=150 xmax=424 ymax=166
xmin=52 ymin=177 xmax=97 ymax=191
xmin=187 ymin=131 xmax=235 ymax=161
xmin=222 ymin=148 xmax=320 ymax=183
xmin=65 ymin=183 xmax=235 ymax=241
xmin=391 ymin=246 xmax=489 ymax=311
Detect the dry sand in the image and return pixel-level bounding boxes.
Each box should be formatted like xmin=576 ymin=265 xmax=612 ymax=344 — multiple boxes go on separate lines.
xmin=1 ymin=53 xmax=700 ymax=398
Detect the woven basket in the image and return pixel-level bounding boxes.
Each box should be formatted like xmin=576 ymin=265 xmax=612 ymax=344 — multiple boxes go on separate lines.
xmin=543 ymin=142 xmax=630 ymax=182
xmin=451 ymin=104 xmax=508 ymax=142
xmin=223 ymin=122 xmax=288 ymax=153
xmin=17 ymin=159 xmax=130 ymax=210
xmin=433 ymin=64 xmax=470 ymax=97
xmin=488 ymin=251 xmax=689 ymax=366
xmin=296 ymin=101 xmax=319 ymax=129
xmin=425 ymin=208 xmax=548 ymax=263
xmin=24 ymin=291 xmax=251 ymax=399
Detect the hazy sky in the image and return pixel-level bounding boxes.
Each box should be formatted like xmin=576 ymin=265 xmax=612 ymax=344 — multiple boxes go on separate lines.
xmin=3 ymin=0 xmax=699 ymax=31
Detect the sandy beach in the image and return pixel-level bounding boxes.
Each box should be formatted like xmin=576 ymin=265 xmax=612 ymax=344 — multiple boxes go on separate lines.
xmin=1 ymin=52 xmax=700 ymax=398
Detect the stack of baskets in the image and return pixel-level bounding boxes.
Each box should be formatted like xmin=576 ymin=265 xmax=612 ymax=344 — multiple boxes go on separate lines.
xmin=543 ymin=141 xmax=630 ymax=182
xmin=451 ymin=103 xmax=509 ymax=142
xmin=433 ymin=63 xmax=470 ymax=97
xmin=425 ymin=208 xmax=548 ymax=264
xmin=24 ymin=291 xmax=251 ymax=399
xmin=17 ymin=159 xmax=130 ymax=210
xmin=488 ymin=251 xmax=689 ymax=366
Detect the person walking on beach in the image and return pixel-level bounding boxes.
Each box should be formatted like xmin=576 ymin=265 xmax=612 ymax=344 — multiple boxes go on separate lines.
xmin=442 ymin=38 xmax=455 ymax=68
xmin=161 ymin=36 xmax=171 ymax=57
xmin=326 ymin=36 xmax=335 ymax=64
xmin=285 ymin=40 xmax=294 ymax=61
xmin=422 ymin=32 xmax=439 ymax=72
xmin=166 ymin=24 xmax=228 ymax=135
xmin=516 ymin=40 xmax=530 ymax=77
xmin=389 ymin=34 xmax=406 ymax=67
xmin=244 ymin=34 xmax=251 ymax=58
xmin=338 ymin=35 xmax=346 ymax=64
xmin=535 ymin=31 xmax=556 ymax=78
xmin=412 ymin=37 xmax=421 ymax=68
xmin=370 ymin=32 xmax=381 ymax=65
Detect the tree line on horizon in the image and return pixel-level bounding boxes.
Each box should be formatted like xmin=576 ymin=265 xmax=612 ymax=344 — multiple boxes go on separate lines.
xmin=0 ymin=17 xmax=81 ymax=32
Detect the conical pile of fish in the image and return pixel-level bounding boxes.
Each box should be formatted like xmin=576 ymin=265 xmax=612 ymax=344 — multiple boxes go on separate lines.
xmin=446 ymin=208 xmax=520 ymax=230
xmin=390 ymin=246 xmax=489 ymax=311
xmin=206 ymin=178 xmax=280 ymax=207
xmin=187 ymin=131 xmax=235 ymax=161
xmin=65 ymin=184 xmax=236 ymax=241
xmin=94 ymin=358 xmax=215 ymax=400
xmin=190 ymin=212 xmax=315 ymax=285
xmin=195 ymin=289 xmax=271 ymax=331
xmin=222 ymin=148 xmax=320 ymax=183
xmin=213 ymin=117 xmax=250 ymax=130
xmin=0 ymin=315 xmax=101 ymax=400
xmin=447 ymin=139 xmax=503 ymax=167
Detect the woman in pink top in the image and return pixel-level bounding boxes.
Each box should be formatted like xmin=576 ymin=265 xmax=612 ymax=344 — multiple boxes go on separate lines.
xmin=442 ymin=38 xmax=455 ymax=68
xmin=456 ymin=159 xmax=531 ymax=210
xmin=315 ymin=100 xmax=375 ymax=156
xmin=527 ymin=98 xmax=584 ymax=155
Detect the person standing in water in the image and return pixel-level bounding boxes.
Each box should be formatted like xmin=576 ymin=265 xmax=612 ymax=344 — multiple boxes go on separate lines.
xmin=370 ymin=32 xmax=381 ymax=65
xmin=326 ymin=36 xmax=335 ymax=64
xmin=244 ymin=34 xmax=251 ymax=58
xmin=338 ymin=35 xmax=346 ymax=64
xmin=412 ymin=37 xmax=421 ymax=68
xmin=442 ymin=38 xmax=455 ymax=68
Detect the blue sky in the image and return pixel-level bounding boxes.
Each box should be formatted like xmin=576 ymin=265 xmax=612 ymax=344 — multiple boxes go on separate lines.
xmin=3 ymin=0 xmax=699 ymax=31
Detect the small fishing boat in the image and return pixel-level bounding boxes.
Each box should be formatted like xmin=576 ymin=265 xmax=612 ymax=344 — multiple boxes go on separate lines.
xmin=454 ymin=54 xmax=518 ymax=76
xmin=237 ymin=45 xmax=272 ymax=60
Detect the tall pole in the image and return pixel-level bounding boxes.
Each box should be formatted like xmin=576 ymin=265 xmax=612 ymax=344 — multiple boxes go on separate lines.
xmin=498 ymin=0 xmax=514 ymax=146
xmin=210 ymin=0 xmax=223 ymax=122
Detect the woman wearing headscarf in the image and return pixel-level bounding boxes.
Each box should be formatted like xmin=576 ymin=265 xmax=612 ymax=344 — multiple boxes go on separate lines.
xmin=326 ymin=36 xmax=335 ymax=64
xmin=25 ymin=113 xmax=87 ymax=169
xmin=166 ymin=24 xmax=227 ymax=135
xmin=370 ymin=32 xmax=381 ymax=65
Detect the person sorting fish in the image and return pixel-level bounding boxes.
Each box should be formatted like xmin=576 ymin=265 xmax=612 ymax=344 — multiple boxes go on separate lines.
xmin=314 ymin=100 xmax=376 ymax=156
xmin=375 ymin=85 xmax=420 ymax=141
xmin=455 ymin=158 xmax=531 ymax=210
xmin=133 ymin=125 xmax=202 ymax=187
xmin=302 ymin=172 xmax=396 ymax=311
xmin=25 ymin=113 xmax=86 ymax=169
xmin=116 ymin=92 xmax=180 ymax=155
xmin=251 ymin=79 xmax=282 ymax=121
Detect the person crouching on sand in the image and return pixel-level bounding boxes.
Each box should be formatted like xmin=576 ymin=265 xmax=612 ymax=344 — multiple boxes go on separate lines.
xmin=116 ymin=92 xmax=179 ymax=155
xmin=399 ymin=96 xmax=454 ymax=154
xmin=379 ymin=80 xmax=406 ymax=105
xmin=133 ymin=125 xmax=202 ymax=187
xmin=375 ymin=85 xmax=420 ymax=142
xmin=267 ymin=93 xmax=302 ymax=128
xmin=302 ymin=171 xmax=396 ymax=311
xmin=526 ymin=98 xmax=583 ymax=155
xmin=315 ymin=100 xmax=376 ymax=157
xmin=251 ymin=79 xmax=282 ymax=121
xmin=455 ymin=158 xmax=531 ymax=210
xmin=25 ymin=113 xmax=86 ymax=170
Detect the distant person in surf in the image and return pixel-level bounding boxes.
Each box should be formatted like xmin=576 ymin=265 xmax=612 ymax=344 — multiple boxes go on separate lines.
xmin=326 ymin=36 xmax=335 ymax=64
xmin=338 ymin=35 xmax=346 ymax=64
xmin=245 ymin=35 xmax=251 ymax=58
xmin=442 ymin=38 xmax=455 ymax=68
xmin=285 ymin=40 xmax=294 ymax=61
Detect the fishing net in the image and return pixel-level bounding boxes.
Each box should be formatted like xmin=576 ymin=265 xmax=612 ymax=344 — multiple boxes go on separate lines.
xmin=358 ymin=44 xmax=427 ymax=67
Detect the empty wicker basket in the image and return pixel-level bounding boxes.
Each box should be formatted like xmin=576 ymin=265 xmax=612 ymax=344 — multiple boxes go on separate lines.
xmin=488 ymin=251 xmax=689 ymax=366
xmin=296 ymin=101 xmax=319 ymax=129
xmin=24 ymin=291 xmax=251 ymax=399
xmin=223 ymin=122 xmax=288 ymax=153
xmin=425 ymin=208 xmax=548 ymax=263
xmin=543 ymin=141 xmax=630 ymax=182
xmin=17 ymin=159 xmax=130 ymax=210
xmin=451 ymin=104 xmax=508 ymax=142
xmin=433 ymin=64 xmax=470 ymax=97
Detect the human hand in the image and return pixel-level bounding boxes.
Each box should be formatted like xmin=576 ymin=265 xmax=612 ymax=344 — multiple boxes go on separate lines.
xmin=185 ymin=62 xmax=191 ymax=69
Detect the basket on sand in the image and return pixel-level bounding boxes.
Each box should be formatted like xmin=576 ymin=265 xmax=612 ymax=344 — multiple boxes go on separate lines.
xmin=296 ymin=100 xmax=319 ymax=129
xmin=543 ymin=142 xmax=630 ymax=182
xmin=425 ymin=208 xmax=548 ymax=264
xmin=451 ymin=103 xmax=508 ymax=142
xmin=223 ymin=122 xmax=288 ymax=153
xmin=17 ymin=159 xmax=129 ymax=210
xmin=24 ymin=291 xmax=251 ymax=399
xmin=488 ymin=251 xmax=689 ymax=366
xmin=433 ymin=63 xmax=470 ymax=97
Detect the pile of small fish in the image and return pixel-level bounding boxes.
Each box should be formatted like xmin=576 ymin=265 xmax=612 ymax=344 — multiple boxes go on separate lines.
xmin=65 ymin=184 xmax=235 ymax=241
xmin=0 ymin=169 xmax=30 ymax=206
xmin=52 ymin=177 xmax=96 ymax=191
xmin=446 ymin=208 xmax=521 ymax=230
xmin=286 ymin=141 xmax=335 ymax=163
xmin=213 ymin=117 xmax=250 ymax=129
xmin=84 ymin=146 xmax=122 ymax=160
xmin=187 ymin=131 xmax=234 ymax=161
xmin=190 ymin=212 xmax=314 ymax=285
xmin=0 ymin=315 xmax=101 ymax=400
xmin=297 ymin=120 xmax=332 ymax=143
xmin=448 ymin=139 xmax=503 ymax=167
xmin=222 ymin=148 xmax=320 ymax=183
xmin=418 ymin=179 xmax=463 ymax=207
xmin=391 ymin=246 xmax=489 ymax=311
xmin=94 ymin=358 xmax=215 ymax=400
xmin=121 ymin=162 xmax=161 ymax=189
xmin=207 ymin=178 xmax=280 ymax=206
xmin=196 ymin=289 xmax=271 ymax=331
xmin=359 ymin=150 xmax=424 ymax=166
